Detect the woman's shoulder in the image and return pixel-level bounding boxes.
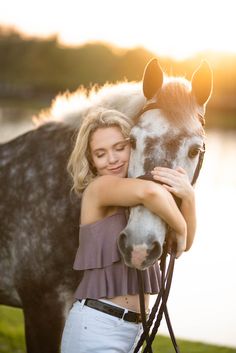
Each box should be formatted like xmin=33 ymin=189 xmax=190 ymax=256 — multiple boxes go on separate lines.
xmin=81 ymin=178 xmax=118 ymax=224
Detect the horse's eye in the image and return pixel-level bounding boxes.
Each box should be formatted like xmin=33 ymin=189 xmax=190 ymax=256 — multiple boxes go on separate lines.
xmin=129 ymin=135 xmax=136 ymax=149
xmin=188 ymin=146 xmax=200 ymax=158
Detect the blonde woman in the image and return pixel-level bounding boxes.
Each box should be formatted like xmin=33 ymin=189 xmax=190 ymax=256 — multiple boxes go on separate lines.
xmin=61 ymin=108 xmax=196 ymax=353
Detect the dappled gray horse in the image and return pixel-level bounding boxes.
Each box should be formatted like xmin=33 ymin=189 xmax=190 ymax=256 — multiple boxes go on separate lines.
xmin=0 ymin=58 xmax=212 ymax=353
xmin=118 ymin=58 xmax=212 ymax=269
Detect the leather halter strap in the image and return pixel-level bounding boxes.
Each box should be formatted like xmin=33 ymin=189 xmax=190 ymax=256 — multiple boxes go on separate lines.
xmin=191 ymin=143 xmax=205 ymax=185
xmin=134 ymin=101 xmax=206 ymax=127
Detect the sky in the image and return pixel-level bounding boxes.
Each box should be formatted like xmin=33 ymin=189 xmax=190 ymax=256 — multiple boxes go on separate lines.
xmin=0 ymin=0 xmax=236 ymax=59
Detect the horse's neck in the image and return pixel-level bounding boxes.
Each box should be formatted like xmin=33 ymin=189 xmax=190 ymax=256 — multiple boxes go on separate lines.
xmin=97 ymin=82 xmax=146 ymax=118
xmin=43 ymin=82 xmax=146 ymax=127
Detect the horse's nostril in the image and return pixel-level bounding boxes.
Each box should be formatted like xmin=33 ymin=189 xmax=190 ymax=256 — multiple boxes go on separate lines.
xmin=118 ymin=232 xmax=127 ymax=253
xmin=149 ymin=241 xmax=162 ymax=260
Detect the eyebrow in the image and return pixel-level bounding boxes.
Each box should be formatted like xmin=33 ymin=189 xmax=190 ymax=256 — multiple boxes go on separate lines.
xmin=92 ymin=138 xmax=130 ymax=153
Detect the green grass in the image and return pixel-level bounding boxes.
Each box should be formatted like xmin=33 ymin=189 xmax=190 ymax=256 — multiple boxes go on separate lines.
xmin=151 ymin=335 xmax=236 ymax=352
xmin=0 ymin=306 xmax=26 ymax=353
xmin=0 ymin=305 xmax=236 ymax=353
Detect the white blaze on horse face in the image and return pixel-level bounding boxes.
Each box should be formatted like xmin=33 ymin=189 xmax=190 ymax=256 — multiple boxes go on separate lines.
xmin=128 ymin=110 xmax=171 ymax=177
xmin=122 ymin=108 xmax=205 ymax=269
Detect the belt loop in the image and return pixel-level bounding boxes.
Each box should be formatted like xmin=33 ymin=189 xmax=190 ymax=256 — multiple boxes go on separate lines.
xmin=80 ymin=299 xmax=86 ymax=309
xmin=121 ymin=308 xmax=128 ymax=321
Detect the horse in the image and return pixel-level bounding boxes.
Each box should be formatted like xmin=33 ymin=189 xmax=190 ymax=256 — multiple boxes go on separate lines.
xmin=118 ymin=58 xmax=212 ymax=269
xmin=0 ymin=58 xmax=212 ymax=353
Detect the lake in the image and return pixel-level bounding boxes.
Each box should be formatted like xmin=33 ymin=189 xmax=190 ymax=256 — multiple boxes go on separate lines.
xmin=0 ymin=109 xmax=236 ymax=348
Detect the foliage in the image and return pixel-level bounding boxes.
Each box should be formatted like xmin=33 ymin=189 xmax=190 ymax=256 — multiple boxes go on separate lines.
xmin=0 ymin=26 xmax=236 ymax=119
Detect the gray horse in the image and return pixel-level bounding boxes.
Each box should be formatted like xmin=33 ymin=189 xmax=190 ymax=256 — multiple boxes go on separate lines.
xmin=0 ymin=58 xmax=212 ymax=352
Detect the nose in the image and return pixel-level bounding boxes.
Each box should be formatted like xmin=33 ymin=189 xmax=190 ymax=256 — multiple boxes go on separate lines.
xmin=108 ymin=151 xmax=119 ymax=164
xmin=148 ymin=241 xmax=162 ymax=263
xmin=118 ymin=232 xmax=162 ymax=270
xmin=118 ymin=232 xmax=129 ymax=257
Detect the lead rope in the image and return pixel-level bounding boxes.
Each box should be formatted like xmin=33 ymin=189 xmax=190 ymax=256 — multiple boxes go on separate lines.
xmin=134 ymin=243 xmax=179 ymax=353
xmin=137 ymin=271 xmax=153 ymax=353
xmin=134 ymin=145 xmax=205 ymax=352
xmin=143 ymin=246 xmax=179 ymax=353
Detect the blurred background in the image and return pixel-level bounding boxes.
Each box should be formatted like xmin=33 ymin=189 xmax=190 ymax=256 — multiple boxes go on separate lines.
xmin=0 ymin=0 xmax=235 ymax=351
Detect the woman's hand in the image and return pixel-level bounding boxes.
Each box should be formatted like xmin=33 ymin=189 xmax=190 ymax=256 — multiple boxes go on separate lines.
xmin=152 ymin=167 xmax=197 ymax=252
xmin=151 ymin=166 xmax=194 ymax=201
xmin=166 ymin=229 xmax=186 ymax=259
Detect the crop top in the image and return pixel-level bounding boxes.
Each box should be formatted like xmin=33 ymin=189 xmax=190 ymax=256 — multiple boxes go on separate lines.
xmin=73 ymin=210 xmax=160 ymax=300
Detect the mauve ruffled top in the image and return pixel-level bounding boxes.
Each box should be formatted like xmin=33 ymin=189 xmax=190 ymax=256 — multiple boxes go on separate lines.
xmin=73 ymin=210 xmax=160 ymax=300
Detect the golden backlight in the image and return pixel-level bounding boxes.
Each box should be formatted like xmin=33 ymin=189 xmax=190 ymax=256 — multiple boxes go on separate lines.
xmin=0 ymin=0 xmax=235 ymax=59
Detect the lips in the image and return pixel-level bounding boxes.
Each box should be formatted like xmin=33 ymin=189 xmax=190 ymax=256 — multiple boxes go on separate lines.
xmin=107 ymin=164 xmax=125 ymax=174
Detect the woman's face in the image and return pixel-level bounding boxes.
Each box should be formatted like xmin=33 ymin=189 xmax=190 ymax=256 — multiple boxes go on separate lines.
xmin=89 ymin=126 xmax=131 ymax=178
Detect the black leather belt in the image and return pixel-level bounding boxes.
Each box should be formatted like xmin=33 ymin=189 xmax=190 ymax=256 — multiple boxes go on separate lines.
xmin=79 ymin=298 xmax=145 ymax=324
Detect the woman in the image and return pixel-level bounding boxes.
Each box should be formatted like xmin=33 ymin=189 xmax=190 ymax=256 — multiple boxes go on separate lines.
xmin=61 ymin=108 xmax=196 ymax=353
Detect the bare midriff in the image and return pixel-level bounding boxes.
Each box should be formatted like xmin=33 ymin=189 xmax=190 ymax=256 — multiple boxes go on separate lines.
xmin=107 ymin=293 xmax=150 ymax=313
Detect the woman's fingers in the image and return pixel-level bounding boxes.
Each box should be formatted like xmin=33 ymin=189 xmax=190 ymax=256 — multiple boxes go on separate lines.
xmin=175 ymin=235 xmax=187 ymax=258
xmin=151 ymin=170 xmax=179 ymax=184
xmin=152 ymin=170 xmax=183 ymax=188
xmin=151 ymin=166 xmax=192 ymax=199
xmin=167 ymin=231 xmax=186 ymax=259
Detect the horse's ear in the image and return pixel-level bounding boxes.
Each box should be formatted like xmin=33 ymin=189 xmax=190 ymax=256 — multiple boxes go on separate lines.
xmin=143 ymin=58 xmax=163 ymax=100
xmin=191 ymin=61 xmax=213 ymax=106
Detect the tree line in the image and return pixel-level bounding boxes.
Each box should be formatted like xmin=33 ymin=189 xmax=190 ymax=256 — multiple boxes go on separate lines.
xmin=0 ymin=26 xmax=236 ymax=114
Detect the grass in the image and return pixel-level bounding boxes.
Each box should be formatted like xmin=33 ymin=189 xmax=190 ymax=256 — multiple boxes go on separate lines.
xmin=0 ymin=306 xmax=26 ymax=353
xmin=1 ymin=306 xmax=236 ymax=353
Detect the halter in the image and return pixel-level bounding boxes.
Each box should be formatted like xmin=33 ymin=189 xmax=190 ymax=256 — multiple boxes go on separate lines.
xmin=133 ymin=103 xmax=205 ymax=353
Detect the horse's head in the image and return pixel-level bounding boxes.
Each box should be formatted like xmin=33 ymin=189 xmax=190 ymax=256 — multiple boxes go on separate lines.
xmin=118 ymin=58 xmax=213 ymax=270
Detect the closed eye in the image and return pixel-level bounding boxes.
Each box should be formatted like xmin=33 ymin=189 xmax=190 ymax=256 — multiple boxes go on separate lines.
xmin=115 ymin=143 xmax=127 ymax=151
xmin=96 ymin=153 xmax=105 ymax=158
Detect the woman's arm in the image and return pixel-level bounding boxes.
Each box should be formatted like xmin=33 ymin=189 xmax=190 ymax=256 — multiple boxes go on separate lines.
xmin=151 ymin=166 xmax=196 ymax=251
xmin=84 ymin=175 xmax=186 ymax=238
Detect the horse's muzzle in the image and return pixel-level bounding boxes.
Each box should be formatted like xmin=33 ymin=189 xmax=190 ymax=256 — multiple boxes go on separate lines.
xmin=118 ymin=232 xmax=162 ymax=270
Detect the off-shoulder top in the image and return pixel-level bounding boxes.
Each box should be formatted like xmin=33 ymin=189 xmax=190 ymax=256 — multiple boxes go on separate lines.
xmin=73 ymin=209 xmax=160 ymax=299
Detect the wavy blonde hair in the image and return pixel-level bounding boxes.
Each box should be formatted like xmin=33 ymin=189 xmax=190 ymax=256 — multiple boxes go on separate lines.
xmin=68 ymin=108 xmax=133 ymax=195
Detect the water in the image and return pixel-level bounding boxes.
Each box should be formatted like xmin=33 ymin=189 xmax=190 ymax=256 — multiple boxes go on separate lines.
xmin=156 ymin=130 xmax=236 ymax=348
xmin=0 ymin=106 xmax=35 ymax=142
xmin=0 ymin=111 xmax=236 ymax=348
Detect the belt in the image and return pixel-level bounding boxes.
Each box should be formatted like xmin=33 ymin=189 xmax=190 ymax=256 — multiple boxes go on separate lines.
xmin=79 ymin=298 xmax=145 ymax=324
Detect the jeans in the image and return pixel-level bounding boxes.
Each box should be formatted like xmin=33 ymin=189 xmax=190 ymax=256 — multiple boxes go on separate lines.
xmin=61 ymin=300 xmax=143 ymax=353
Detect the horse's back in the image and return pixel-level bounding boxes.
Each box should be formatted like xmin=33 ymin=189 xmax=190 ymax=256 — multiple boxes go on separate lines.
xmin=0 ymin=122 xmax=81 ymax=308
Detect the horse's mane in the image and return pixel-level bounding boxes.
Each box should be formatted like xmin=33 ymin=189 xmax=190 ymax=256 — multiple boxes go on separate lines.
xmin=35 ymin=76 xmax=203 ymax=133
xmin=156 ymin=77 xmax=204 ymax=133
xmin=36 ymin=81 xmax=146 ymax=128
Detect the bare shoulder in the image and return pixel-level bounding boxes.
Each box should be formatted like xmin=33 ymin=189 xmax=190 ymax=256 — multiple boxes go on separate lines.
xmin=81 ymin=176 xmax=131 ymax=223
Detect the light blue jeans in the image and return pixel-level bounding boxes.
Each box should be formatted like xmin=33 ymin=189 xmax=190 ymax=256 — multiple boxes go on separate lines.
xmin=61 ymin=300 xmax=143 ymax=353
